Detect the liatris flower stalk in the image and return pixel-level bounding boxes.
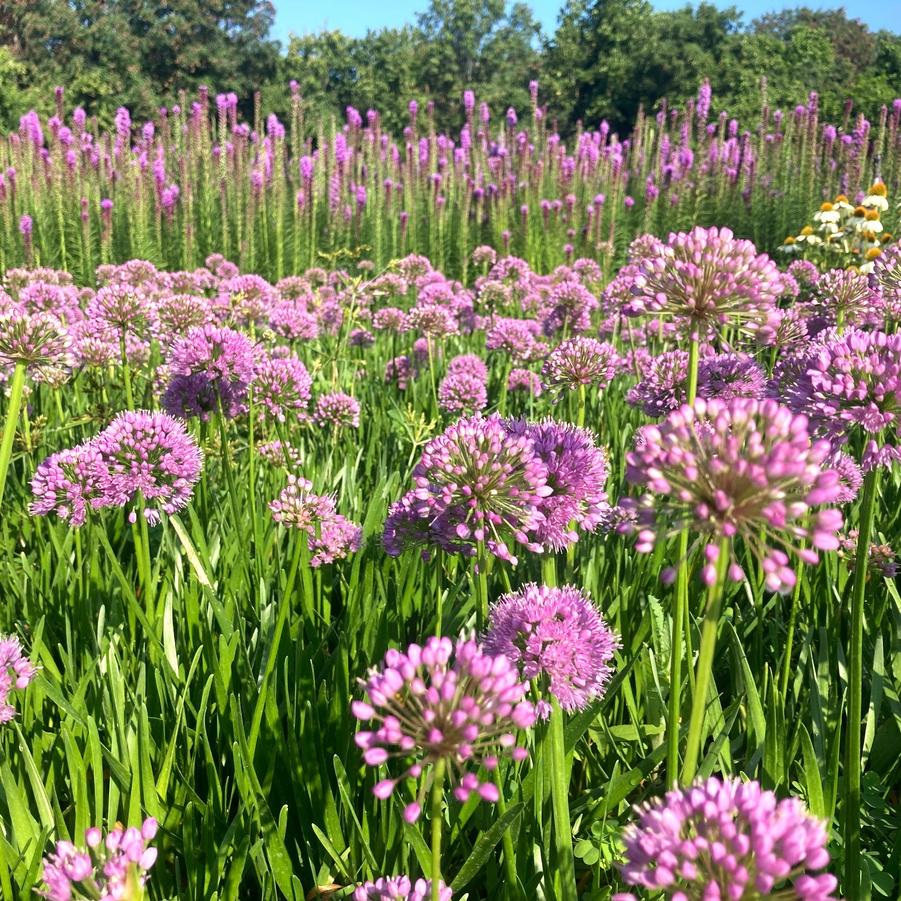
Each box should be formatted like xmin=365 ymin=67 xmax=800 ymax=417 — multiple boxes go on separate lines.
xmin=352 ymin=637 xmax=535 ymax=895
xmin=40 ymin=818 xmax=159 ymax=901
xmin=614 ymin=778 xmax=837 ymax=900
xmin=0 ymin=634 xmax=38 ymax=723
xmin=626 ymin=397 xmax=844 ymax=780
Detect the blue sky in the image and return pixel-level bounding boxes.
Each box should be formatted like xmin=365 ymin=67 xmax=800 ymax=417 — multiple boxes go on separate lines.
xmin=271 ymin=0 xmax=901 ymax=42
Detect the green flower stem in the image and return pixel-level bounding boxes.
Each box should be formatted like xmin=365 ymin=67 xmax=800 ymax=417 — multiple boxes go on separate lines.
xmin=577 ymin=383 xmax=587 ymax=430
xmin=0 ymin=361 xmax=26 ymax=512
xmin=681 ymin=534 xmax=730 ymax=784
xmin=495 ymin=775 xmax=521 ymax=901
xmin=475 ymin=539 xmax=490 ymax=628
xmin=779 ymin=540 xmax=806 ymax=702
xmin=430 ymin=757 xmax=447 ymax=901
xmin=548 ymin=695 xmax=577 ymax=901
xmin=120 ymin=334 xmax=134 ymax=409
xmin=844 ymin=466 xmax=879 ymax=901
xmin=666 ymin=334 xmax=700 ymax=785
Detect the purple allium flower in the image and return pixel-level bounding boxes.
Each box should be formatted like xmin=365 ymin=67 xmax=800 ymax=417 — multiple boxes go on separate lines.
xmin=314 ymin=392 xmax=361 ymax=429
xmin=257 ymin=439 xmax=303 ymax=470
xmin=385 ymin=355 xmax=415 ymax=390
xmin=86 ymin=283 xmax=157 ymax=335
xmin=406 ymin=302 xmax=458 ymax=338
xmin=393 ymin=413 xmax=552 ymax=564
xmin=826 ymin=451 xmax=863 ymax=503
xmin=372 ymin=307 xmax=409 ymax=332
xmin=630 ymin=226 xmax=782 ymax=338
xmin=484 ymin=584 xmax=618 ymax=715
xmin=0 ymin=635 xmax=37 ymax=723
xmin=472 ymin=245 xmax=497 ymax=267
xmin=354 ymin=876 xmax=452 ymax=901
xmin=788 ymin=259 xmax=821 ymax=289
xmin=697 ymin=353 xmax=766 ymax=402
xmin=626 ymin=350 xmax=689 ymax=418
xmin=839 ymin=529 xmax=898 ymax=579
xmin=0 ymin=312 xmax=70 ymax=369
xmin=30 ymin=443 xmax=111 ymax=526
xmin=270 ymin=475 xmax=362 ymax=566
xmin=253 ymin=353 xmax=312 ymax=422
xmin=542 ymin=337 xmax=618 ymax=391
xmin=783 ymin=328 xmax=901 ymax=469
xmin=438 ymin=371 xmax=488 ymax=414
xmin=616 ymin=777 xmax=837 ymax=900
xmin=505 ymin=419 xmax=610 ymax=551
xmin=486 ymin=317 xmax=544 ymax=362
xmin=93 ymin=411 xmax=203 ymax=524
xmin=154 ymin=293 xmax=213 ymax=342
xmin=756 ymin=306 xmax=809 ymax=349
xmin=166 ymin=323 xmax=255 ymax=417
xmin=540 ymin=279 xmax=599 ymax=335
xmin=40 ymin=818 xmax=159 ymax=901
xmin=807 ymin=268 xmax=883 ymax=329
xmin=447 ymin=353 xmax=488 ymax=382
xmin=352 ymin=636 xmax=536 ymax=820
xmin=350 ymin=327 xmax=375 ymax=347
xmin=507 ymin=368 xmax=542 ymax=396
xmin=625 ymin=398 xmax=844 ymax=592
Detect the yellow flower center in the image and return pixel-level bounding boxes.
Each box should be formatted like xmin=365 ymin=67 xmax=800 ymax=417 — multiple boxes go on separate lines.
xmin=866 ymin=247 xmax=882 ymax=260
xmin=819 ymin=202 xmax=834 ymax=212
xmin=834 ymin=194 xmax=849 ymax=203
xmin=800 ymin=226 xmax=814 ymax=236
xmin=868 ymin=182 xmax=888 ymax=197
xmin=865 ymin=209 xmax=880 ymax=220
xmin=853 ymin=206 xmax=867 ymax=217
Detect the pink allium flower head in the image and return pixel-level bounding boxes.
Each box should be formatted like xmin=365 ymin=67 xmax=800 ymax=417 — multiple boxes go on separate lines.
xmin=87 ymin=283 xmax=157 ymax=335
xmin=372 ymin=307 xmax=409 ymax=332
xmin=406 ymin=302 xmax=459 ymax=338
xmin=0 ymin=312 xmax=70 ymax=369
xmin=825 ymin=451 xmax=863 ymax=503
xmin=505 ymin=419 xmax=610 ymax=551
xmin=154 ymin=293 xmax=213 ymax=342
xmin=507 ymin=368 xmax=542 ymax=396
xmin=617 ymin=777 xmax=837 ymax=900
xmin=697 ymin=352 xmax=766 ymax=403
xmin=352 ymin=636 xmax=535 ymax=817
xmin=447 ymin=353 xmax=488 ymax=382
xmin=625 ymin=398 xmax=844 ymax=592
xmin=30 ymin=442 xmax=111 ymax=526
xmin=630 ymin=226 xmax=782 ymax=338
xmin=385 ymin=355 xmax=415 ymax=390
xmin=627 ymin=350 xmax=689 ymax=418
xmin=395 ymin=413 xmax=552 ymax=564
xmin=542 ymin=337 xmax=618 ymax=391
xmin=40 ymin=817 xmax=159 ymax=901
xmin=438 ymin=371 xmax=488 ymax=414
xmin=93 ymin=411 xmax=203 ymax=524
xmin=540 ymin=279 xmax=599 ymax=335
xmin=166 ymin=324 xmax=255 ymax=417
xmin=0 ymin=635 xmax=37 ymax=723
xmin=314 ymin=392 xmax=361 ymax=429
xmin=270 ymin=475 xmax=362 ymax=566
xmin=354 ymin=876 xmax=451 ymax=901
xmin=486 ymin=317 xmax=544 ymax=362
xmin=484 ymin=584 xmax=618 ymax=715
xmin=782 ymin=328 xmax=901 ymax=469
xmin=807 ymin=268 xmax=883 ymax=329
xmin=253 ymin=353 xmax=312 ymax=422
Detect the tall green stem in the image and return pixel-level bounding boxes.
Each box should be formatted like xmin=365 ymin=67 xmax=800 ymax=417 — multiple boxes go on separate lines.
xmin=780 ymin=542 xmax=805 ymax=701
xmin=681 ymin=535 xmax=730 ymax=783
xmin=548 ymin=695 xmax=577 ymax=901
xmin=120 ymin=334 xmax=134 ymax=409
xmin=666 ymin=334 xmax=700 ymax=785
xmin=844 ymin=466 xmax=879 ymax=901
xmin=474 ymin=540 xmax=490 ymax=627
xmin=0 ymin=361 xmax=26 ymax=512
xmin=495 ymin=776 xmax=521 ymax=901
xmin=430 ymin=758 xmax=447 ymax=901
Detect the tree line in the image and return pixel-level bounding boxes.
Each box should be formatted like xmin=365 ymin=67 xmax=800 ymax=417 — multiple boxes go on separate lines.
xmin=2 ymin=0 xmax=900 ymax=135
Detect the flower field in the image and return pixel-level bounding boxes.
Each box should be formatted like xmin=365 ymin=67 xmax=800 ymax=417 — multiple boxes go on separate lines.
xmin=0 ymin=86 xmax=900 ymax=901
